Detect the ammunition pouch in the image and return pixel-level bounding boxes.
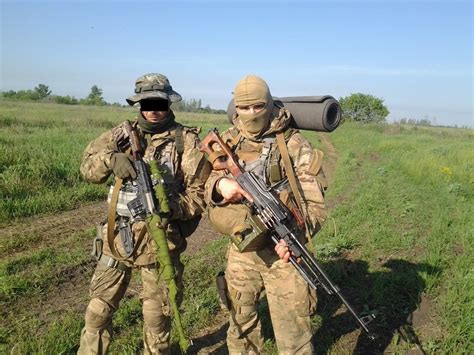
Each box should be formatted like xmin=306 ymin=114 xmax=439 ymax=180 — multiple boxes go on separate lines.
xmin=91 ymin=222 xmax=105 ymax=260
xmin=208 ymin=203 xmax=270 ymax=253
xmin=230 ymin=214 xmax=270 ymax=252
xmin=107 ymin=182 xmax=140 ymax=220
xmin=108 ymin=180 xmax=185 ymax=222
xmin=91 ymin=222 xmax=130 ymax=273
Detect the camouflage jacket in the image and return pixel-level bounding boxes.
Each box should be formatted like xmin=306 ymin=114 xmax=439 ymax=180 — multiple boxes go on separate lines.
xmin=80 ymin=115 xmax=210 ymax=264
xmin=205 ymin=108 xmax=327 ymax=246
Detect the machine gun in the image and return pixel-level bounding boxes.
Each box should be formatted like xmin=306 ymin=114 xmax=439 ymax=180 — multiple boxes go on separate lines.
xmin=124 ymin=121 xmax=191 ymax=352
xmin=198 ymin=128 xmax=375 ymax=340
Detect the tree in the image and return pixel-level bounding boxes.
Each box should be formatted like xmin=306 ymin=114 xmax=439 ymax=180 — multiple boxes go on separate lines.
xmin=53 ymin=95 xmax=79 ymax=105
xmin=2 ymin=89 xmax=39 ymax=100
xmin=339 ymin=93 xmax=389 ymax=123
xmin=34 ymin=84 xmax=51 ymax=99
xmin=84 ymin=85 xmax=106 ymax=105
xmin=1 ymin=90 xmax=18 ymax=98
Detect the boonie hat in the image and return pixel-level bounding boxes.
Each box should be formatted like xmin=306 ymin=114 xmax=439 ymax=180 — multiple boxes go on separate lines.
xmin=126 ymin=73 xmax=182 ymax=106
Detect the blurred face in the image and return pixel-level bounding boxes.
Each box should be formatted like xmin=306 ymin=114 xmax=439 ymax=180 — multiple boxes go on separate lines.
xmin=140 ymin=99 xmax=169 ymax=123
xmin=141 ymin=110 xmax=168 ymax=123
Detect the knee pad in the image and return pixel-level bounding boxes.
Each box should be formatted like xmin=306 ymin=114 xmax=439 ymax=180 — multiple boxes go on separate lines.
xmin=85 ymin=298 xmax=112 ymax=332
xmin=143 ymin=299 xmax=168 ymax=335
xmin=228 ymin=286 xmax=258 ymax=318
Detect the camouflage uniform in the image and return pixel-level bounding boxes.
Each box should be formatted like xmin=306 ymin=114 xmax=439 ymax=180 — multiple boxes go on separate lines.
xmin=205 ymin=76 xmax=327 ymax=354
xmin=78 ymin=74 xmax=210 ymax=354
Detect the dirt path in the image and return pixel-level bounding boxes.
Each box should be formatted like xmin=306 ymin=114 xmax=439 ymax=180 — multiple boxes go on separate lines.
xmin=0 ymin=201 xmax=222 ymax=311
xmin=0 ymin=133 xmax=338 ymax=354
xmin=1 ymin=202 xmax=108 ymax=253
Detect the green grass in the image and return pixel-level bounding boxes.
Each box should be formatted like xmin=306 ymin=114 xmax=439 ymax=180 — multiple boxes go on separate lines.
xmin=0 ymin=236 xmax=229 ymax=354
xmin=0 ymin=228 xmax=94 ymax=303
xmin=5 ymin=312 xmax=84 ymax=355
xmin=109 ymin=237 xmax=229 ymax=353
xmin=0 ymin=101 xmax=472 ymax=353
xmin=308 ymin=122 xmax=473 ymax=353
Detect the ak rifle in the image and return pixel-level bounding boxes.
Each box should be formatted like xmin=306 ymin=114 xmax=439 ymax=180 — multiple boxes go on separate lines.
xmin=198 ymin=128 xmax=375 ymax=339
xmin=124 ymin=121 xmax=191 ymax=352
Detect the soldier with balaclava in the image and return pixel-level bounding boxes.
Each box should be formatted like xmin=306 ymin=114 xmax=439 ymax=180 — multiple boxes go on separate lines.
xmin=205 ymin=75 xmax=327 ymax=354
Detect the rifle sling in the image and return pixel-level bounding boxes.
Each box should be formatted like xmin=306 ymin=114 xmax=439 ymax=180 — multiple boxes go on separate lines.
xmin=275 ymin=132 xmax=314 ymax=251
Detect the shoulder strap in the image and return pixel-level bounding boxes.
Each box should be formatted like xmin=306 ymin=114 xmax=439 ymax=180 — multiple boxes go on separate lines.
xmin=107 ymin=177 xmax=126 ymax=260
xmin=275 ymin=133 xmax=304 ymax=213
xmin=276 ymin=132 xmax=315 ymax=251
xmin=174 ymin=126 xmax=184 ymax=155
xmin=230 ymin=132 xmax=242 ymax=149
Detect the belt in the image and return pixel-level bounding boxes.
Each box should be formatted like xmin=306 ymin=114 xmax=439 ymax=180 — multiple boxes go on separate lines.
xmin=97 ymin=253 xmax=130 ymax=273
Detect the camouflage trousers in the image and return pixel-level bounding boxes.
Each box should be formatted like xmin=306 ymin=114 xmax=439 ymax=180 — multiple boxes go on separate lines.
xmin=78 ymin=255 xmax=184 ymax=355
xmin=225 ymin=245 xmax=315 ymax=355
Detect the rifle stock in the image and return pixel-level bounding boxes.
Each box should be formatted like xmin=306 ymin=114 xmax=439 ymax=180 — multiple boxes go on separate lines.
xmin=198 ymin=128 xmax=376 ymax=340
xmin=197 ymin=128 xmax=243 ymax=176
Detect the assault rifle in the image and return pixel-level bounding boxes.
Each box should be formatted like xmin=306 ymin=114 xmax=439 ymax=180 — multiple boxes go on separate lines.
xmin=198 ymin=128 xmax=375 ymax=340
xmin=123 ymin=121 xmax=191 ymax=352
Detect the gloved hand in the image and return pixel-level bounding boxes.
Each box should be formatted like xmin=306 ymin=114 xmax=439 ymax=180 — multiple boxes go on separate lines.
xmin=110 ymin=153 xmax=137 ymax=179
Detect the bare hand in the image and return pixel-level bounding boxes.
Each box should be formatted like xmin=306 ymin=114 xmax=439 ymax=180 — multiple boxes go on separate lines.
xmin=217 ymin=178 xmax=254 ymax=203
xmin=274 ymin=239 xmax=291 ymax=263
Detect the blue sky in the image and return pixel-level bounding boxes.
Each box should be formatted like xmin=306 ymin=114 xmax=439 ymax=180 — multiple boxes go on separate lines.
xmin=1 ymin=0 xmax=472 ymax=127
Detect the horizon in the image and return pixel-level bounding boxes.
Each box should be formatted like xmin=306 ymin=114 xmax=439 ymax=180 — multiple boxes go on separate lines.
xmin=1 ymin=0 xmax=472 ymax=127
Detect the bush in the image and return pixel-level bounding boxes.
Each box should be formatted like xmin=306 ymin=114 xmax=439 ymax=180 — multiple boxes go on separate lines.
xmin=52 ymin=95 xmax=79 ymax=105
xmin=339 ymin=93 xmax=389 ymax=123
xmin=2 ymin=90 xmax=40 ymax=101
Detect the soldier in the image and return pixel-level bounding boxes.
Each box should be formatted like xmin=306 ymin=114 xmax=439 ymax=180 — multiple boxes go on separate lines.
xmin=205 ymin=75 xmax=327 ymax=354
xmin=78 ymin=73 xmax=210 ymax=354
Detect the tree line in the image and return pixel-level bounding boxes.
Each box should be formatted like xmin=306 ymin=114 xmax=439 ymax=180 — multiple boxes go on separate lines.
xmin=396 ymin=118 xmax=432 ymax=126
xmin=1 ymin=84 xmax=226 ymax=114
xmin=2 ymin=84 xmax=109 ymax=106
xmin=171 ymin=98 xmax=226 ymax=114
xmin=4 ymin=84 xmax=405 ymax=122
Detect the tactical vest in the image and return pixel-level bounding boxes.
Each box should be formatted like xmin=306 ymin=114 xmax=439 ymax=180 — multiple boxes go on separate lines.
xmin=143 ymin=126 xmax=185 ymax=195
xmin=229 ymin=129 xmax=293 ymax=189
xmin=217 ymin=130 xmax=300 ymax=252
xmin=108 ymin=123 xmax=185 ymax=221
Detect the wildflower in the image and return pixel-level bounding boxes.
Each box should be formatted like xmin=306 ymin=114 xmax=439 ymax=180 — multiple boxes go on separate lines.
xmin=440 ymin=166 xmax=453 ymax=181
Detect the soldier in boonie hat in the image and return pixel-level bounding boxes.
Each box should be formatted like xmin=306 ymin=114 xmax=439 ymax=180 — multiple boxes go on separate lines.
xmin=124 ymin=73 xmax=184 ymax=134
xmin=126 ymin=73 xmax=182 ymax=106
xmin=78 ymin=73 xmax=210 ymax=354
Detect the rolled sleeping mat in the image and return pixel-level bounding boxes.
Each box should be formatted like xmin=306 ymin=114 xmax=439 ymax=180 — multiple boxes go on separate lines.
xmin=227 ymin=95 xmax=341 ymax=132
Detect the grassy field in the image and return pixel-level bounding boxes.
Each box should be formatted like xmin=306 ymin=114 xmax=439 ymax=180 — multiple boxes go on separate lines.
xmin=0 ymin=99 xmax=228 ymax=223
xmin=309 ymin=122 xmax=473 ymax=353
xmin=0 ymin=99 xmax=473 ymax=353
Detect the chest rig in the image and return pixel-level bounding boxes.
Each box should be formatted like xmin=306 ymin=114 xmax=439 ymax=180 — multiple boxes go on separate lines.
xmin=232 ymin=134 xmax=284 ymax=188
xmin=108 ymin=124 xmax=185 ymax=221
xmin=143 ymin=127 xmax=185 ymax=195
xmin=221 ymin=129 xmax=310 ymax=253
